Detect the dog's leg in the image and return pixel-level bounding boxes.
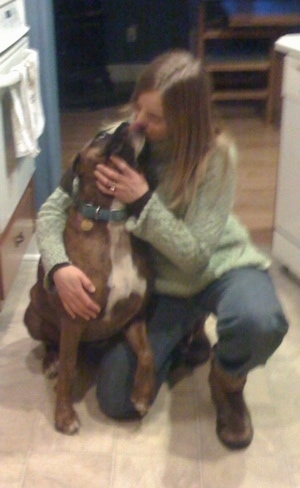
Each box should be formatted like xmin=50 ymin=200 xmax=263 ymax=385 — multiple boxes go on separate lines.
xmin=24 ymin=299 xmax=60 ymax=378
xmin=124 ymin=319 xmax=155 ymax=416
xmin=43 ymin=343 xmax=60 ymax=379
xmin=55 ymin=319 xmax=83 ymax=435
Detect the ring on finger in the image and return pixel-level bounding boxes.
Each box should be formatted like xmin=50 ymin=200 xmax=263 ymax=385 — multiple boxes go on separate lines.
xmin=110 ymin=183 xmax=116 ymax=192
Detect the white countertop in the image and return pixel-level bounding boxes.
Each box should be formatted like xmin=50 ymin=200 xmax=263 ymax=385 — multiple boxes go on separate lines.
xmin=275 ymin=34 xmax=300 ymax=59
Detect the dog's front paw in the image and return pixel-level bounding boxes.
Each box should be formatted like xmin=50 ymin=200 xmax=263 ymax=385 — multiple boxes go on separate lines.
xmin=55 ymin=407 xmax=81 ymax=435
xmin=131 ymin=397 xmax=150 ymax=417
xmin=131 ymin=375 xmax=155 ymax=417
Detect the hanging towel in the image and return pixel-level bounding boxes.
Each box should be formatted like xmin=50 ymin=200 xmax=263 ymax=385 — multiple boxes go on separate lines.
xmin=9 ymin=48 xmax=45 ymax=158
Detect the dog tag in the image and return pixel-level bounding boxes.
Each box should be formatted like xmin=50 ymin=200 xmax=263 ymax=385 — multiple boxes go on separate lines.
xmin=81 ymin=219 xmax=94 ymax=231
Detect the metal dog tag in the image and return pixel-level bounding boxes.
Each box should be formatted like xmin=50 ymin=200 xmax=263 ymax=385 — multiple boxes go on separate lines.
xmin=81 ymin=219 xmax=94 ymax=231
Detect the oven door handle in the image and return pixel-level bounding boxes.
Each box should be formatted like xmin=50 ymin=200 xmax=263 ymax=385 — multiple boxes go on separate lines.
xmin=0 ymin=71 xmax=21 ymax=90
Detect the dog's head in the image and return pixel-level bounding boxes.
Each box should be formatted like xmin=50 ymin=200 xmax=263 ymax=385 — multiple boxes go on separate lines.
xmin=72 ymin=122 xmax=145 ymax=204
xmin=100 ymin=122 xmax=145 ymax=170
xmin=74 ymin=122 xmax=145 ymax=175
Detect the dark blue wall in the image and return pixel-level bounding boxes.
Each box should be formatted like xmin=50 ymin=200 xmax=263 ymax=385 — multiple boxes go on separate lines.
xmin=25 ymin=0 xmax=62 ymax=209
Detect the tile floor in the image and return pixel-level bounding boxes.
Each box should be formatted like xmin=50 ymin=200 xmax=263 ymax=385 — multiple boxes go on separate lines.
xmin=0 ymin=240 xmax=300 ymax=488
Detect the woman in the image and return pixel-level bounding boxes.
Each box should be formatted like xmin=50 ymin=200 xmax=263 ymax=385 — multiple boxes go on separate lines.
xmin=36 ymin=50 xmax=288 ymax=449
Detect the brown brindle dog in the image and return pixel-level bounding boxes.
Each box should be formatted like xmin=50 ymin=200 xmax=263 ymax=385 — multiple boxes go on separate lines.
xmin=24 ymin=123 xmax=155 ymax=435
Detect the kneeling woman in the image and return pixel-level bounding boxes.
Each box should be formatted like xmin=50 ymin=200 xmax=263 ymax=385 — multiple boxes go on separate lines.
xmin=36 ymin=50 xmax=288 ymax=449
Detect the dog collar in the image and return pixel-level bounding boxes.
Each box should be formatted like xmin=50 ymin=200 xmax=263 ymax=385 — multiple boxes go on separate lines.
xmin=78 ymin=203 xmax=127 ymax=222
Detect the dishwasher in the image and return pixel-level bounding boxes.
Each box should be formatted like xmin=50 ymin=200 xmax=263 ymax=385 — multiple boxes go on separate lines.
xmin=273 ymin=35 xmax=300 ymax=278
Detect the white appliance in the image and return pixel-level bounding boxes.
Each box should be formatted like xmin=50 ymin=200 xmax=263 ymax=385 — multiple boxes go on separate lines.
xmin=272 ymin=35 xmax=300 ymax=278
xmin=0 ymin=0 xmax=43 ymax=305
xmin=0 ymin=0 xmax=34 ymax=233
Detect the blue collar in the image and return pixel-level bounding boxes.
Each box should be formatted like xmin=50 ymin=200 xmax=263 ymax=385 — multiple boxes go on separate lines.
xmin=77 ymin=203 xmax=127 ymax=222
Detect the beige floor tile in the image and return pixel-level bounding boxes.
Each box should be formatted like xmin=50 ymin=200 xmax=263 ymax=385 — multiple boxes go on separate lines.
xmin=0 ymin=452 xmax=27 ymax=487
xmin=0 ymin=322 xmax=34 ymax=347
xmin=289 ymin=457 xmax=300 ymax=488
xmin=246 ymin=367 xmax=273 ymax=404
xmin=23 ymin=452 xmax=112 ymax=488
xmin=112 ymin=453 xmax=202 ymax=488
xmin=0 ymin=337 xmax=43 ymax=383
xmin=115 ymin=385 xmax=200 ymax=460
xmin=0 ymin=406 xmax=37 ymax=453
xmin=267 ymin=364 xmax=300 ymax=410
xmin=1 ymin=242 xmax=300 ymax=488
xmin=201 ymin=453 xmax=292 ymax=488
xmin=276 ymin=419 xmax=300 ymax=459
xmin=266 ymin=353 xmax=300 ymax=460
xmin=31 ymin=387 xmax=117 ymax=454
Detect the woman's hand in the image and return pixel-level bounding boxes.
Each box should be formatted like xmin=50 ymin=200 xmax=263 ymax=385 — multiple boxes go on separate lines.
xmin=53 ymin=265 xmax=101 ymax=320
xmin=94 ymin=155 xmax=149 ymax=203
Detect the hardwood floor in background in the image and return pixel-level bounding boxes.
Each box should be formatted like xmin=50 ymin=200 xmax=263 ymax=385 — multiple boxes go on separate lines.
xmin=218 ymin=104 xmax=280 ymax=248
xmin=60 ymin=103 xmax=281 ymax=249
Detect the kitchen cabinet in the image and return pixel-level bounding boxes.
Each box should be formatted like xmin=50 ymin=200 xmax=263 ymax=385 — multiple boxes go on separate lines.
xmin=0 ymin=179 xmax=35 ymax=306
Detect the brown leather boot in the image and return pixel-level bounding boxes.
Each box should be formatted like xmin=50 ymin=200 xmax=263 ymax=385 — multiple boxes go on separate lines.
xmin=209 ymin=360 xmax=253 ymax=449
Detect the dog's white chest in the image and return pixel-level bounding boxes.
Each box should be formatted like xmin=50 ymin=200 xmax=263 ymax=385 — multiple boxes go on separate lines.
xmin=105 ymin=222 xmax=146 ymax=315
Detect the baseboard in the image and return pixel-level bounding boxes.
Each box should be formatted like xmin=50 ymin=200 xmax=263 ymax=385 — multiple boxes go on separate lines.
xmin=24 ymin=234 xmax=39 ymax=261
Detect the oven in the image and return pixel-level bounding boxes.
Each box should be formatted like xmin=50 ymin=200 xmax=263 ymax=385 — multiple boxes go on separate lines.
xmin=0 ymin=0 xmax=38 ymax=304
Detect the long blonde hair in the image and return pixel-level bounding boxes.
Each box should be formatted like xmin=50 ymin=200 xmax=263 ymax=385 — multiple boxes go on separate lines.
xmin=130 ymin=50 xmax=217 ymax=212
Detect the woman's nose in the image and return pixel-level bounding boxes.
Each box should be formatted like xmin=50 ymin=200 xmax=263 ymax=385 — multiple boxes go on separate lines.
xmin=129 ymin=120 xmax=146 ymax=134
xmin=134 ymin=108 xmax=149 ymax=128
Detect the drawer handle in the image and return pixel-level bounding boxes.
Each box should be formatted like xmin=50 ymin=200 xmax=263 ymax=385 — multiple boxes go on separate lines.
xmin=15 ymin=231 xmax=25 ymax=247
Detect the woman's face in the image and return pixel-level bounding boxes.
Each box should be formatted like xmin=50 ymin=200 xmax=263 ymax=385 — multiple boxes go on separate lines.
xmin=130 ymin=90 xmax=168 ymax=142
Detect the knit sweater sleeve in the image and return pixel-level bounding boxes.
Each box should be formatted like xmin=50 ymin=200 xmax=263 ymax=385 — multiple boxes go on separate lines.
xmin=36 ymin=186 xmax=73 ymax=278
xmin=125 ymin=141 xmax=237 ymax=275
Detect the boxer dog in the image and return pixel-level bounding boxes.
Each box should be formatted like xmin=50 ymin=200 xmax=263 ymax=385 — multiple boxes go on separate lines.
xmin=24 ymin=123 xmax=155 ymax=434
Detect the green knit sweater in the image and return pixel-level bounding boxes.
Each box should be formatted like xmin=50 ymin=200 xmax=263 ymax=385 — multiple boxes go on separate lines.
xmin=36 ymin=137 xmax=270 ymax=296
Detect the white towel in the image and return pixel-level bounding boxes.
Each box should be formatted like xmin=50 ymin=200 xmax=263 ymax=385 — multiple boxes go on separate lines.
xmin=9 ymin=48 xmax=45 ymax=158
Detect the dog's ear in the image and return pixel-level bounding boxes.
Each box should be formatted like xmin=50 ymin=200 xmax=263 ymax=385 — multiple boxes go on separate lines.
xmin=59 ymin=156 xmax=80 ymax=196
xmin=57 ymin=152 xmax=81 ymax=197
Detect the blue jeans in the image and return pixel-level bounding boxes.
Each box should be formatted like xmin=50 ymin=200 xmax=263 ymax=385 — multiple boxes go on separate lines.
xmin=95 ymin=268 xmax=288 ymax=418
